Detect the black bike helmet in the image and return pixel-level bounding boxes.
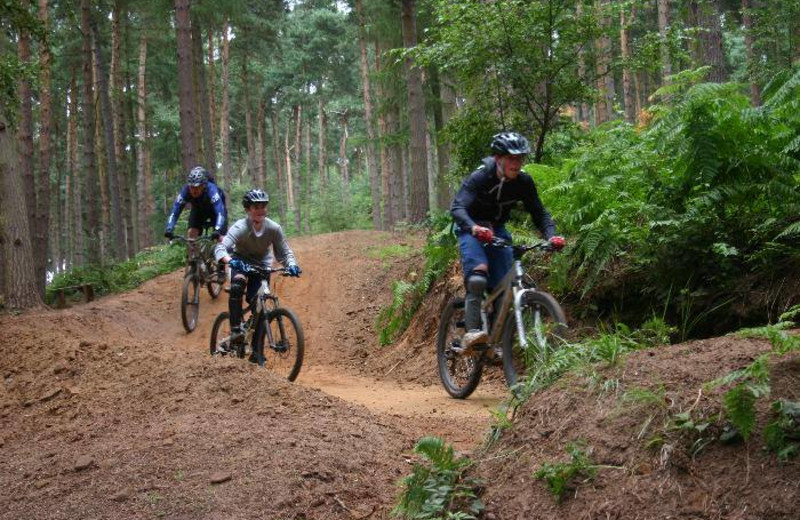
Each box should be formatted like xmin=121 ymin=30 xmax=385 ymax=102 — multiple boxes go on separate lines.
xmin=187 ymin=166 xmax=209 ymax=187
xmin=242 ymin=189 xmax=270 ymax=208
xmin=490 ymin=132 xmax=531 ymax=156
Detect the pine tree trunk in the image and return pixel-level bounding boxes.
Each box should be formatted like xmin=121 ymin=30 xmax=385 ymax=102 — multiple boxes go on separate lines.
xmin=242 ymin=61 xmax=256 ymax=185
xmin=303 ymin=113 xmax=312 ymax=234
xmin=92 ymin=17 xmax=125 ymax=261
xmin=594 ymin=0 xmax=615 ymax=125
xmin=742 ymin=0 xmax=761 ymax=105
xmin=433 ymin=71 xmax=455 ymax=211
xmin=111 ymin=0 xmax=135 ymax=257
xmin=284 ymin=123 xmax=296 ymax=230
xmin=689 ymin=0 xmax=727 ymax=82
xmin=219 ymin=18 xmax=232 ymax=189
xmin=658 ymin=0 xmax=672 ymax=84
xmin=38 ymin=0 xmax=53 ymax=292
xmin=192 ymin=15 xmax=215 ymax=173
xmin=317 ymin=97 xmax=328 ymax=188
xmin=81 ymin=0 xmax=101 ymax=264
xmin=355 ymin=0 xmax=382 ymax=230
xmin=337 ymin=111 xmax=350 ymax=186
xmin=1 ymin=117 xmax=43 ymax=309
xmin=17 ymin=28 xmax=41 ymax=290
xmin=67 ymin=69 xmax=83 ymax=267
xmin=620 ymin=6 xmax=636 ymax=123
xmin=401 ymin=0 xmax=429 ymax=224
xmin=257 ymin=99 xmax=266 ymax=187
xmin=293 ymin=104 xmax=303 ymax=232
xmin=175 ymin=0 xmax=199 ymax=173
xmin=270 ymin=106 xmax=286 ymax=224
xmin=136 ymin=30 xmax=151 ymax=250
xmin=207 ymin=28 xmax=217 ymax=158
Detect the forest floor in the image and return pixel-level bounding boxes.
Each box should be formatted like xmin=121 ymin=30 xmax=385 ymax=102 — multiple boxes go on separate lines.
xmin=1 ymin=230 xmax=798 ymax=520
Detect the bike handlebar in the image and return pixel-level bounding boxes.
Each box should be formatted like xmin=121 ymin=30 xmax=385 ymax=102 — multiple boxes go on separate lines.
xmin=170 ymin=235 xmax=217 ymax=245
xmin=488 ymin=237 xmax=558 ymax=255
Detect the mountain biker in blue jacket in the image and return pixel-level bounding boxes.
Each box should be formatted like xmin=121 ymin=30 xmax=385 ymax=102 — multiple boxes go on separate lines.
xmin=164 ymin=166 xmax=228 ymax=241
xmin=450 ymin=131 xmax=565 ymax=352
xmin=214 ymin=189 xmax=301 ymax=361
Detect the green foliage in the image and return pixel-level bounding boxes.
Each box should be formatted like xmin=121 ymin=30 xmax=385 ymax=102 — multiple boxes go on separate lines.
xmin=47 ymin=244 xmax=185 ymax=304
xmin=540 ymin=68 xmax=800 ymax=332
xmin=510 ymin=319 xmax=671 ymax=405
xmin=664 ymin=410 xmax=717 ymax=457
xmin=763 ymin=400 xmax=800 ymax=461
xmin=534 ymin=443 xmax=600 ymax=503
xmin=378 ymin=214 xmax=458 ymax=345
xmin=393 ymin=436 xmax=484 ymax=520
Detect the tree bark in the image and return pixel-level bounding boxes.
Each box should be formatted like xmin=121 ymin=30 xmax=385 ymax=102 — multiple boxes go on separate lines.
xmin=355 ymin=0 xmax=381 ymax=230
xmin=67 ymin=69 xmax=83 ymax=267
xmin=401 ymin=0 xmax=429 ymax=223
xmin=81 ymin=0 xmax=101 ymax=264
xmin=594 ymin=0 xmax=615 ymax=125
xmin=689 ymin=0 xmax=727 ymax=82
xmin=270 ymin=105 xmax=286 ymax=224
xmin=92 ymin=15 xmax=126 ymax=261
xmin=658 ymin=0 xmax=672 ymax=84
xmin=293 ymin=104 xmax=302 ymax=232
xmin=136 ymin=30 xmax=151 ymax=250
xmin=257 ymin=99 xmax=267 ymax=187
xmin=620 ymin=5 xmax=636 ymax=123
xmin=175 ymin=0 xmax=199 ymax=173
xmin=219 ymin=18 xmax=232 ymax=188
xmin=207 ymin=28 xmax=217 ymax=159
xmin=242 ymin=60 xmax=256 ymax=185
xmin=317 ymin=97 xmax=328 ymax=188
xmin=1 ymin=117 xmax=43 ymax=309
xmin=191 ymin=15 xmax=215 ymax=173
xmin=38 ymin=0 xmax=54 ymax=292
xmin=742 ymin=0 xmax=761 ymax=105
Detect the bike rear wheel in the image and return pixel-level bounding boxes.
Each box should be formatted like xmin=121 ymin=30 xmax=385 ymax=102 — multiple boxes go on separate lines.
xmin=209 ymin=311 xmax=246 ymax=358
xmin=502 ymin=291 xmax=568 ymax=389
xmin=181 ymin=274 xmax=200 ymax=332
xmin=253 ymin=307 xmax=304 ymax=381
xmin=436 ymin=297 xmax=483 ymax=399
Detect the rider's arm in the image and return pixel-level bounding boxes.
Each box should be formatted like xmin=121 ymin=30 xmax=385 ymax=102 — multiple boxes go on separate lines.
xmin=165 ymin=186 xmax=190 ymax=232
xmin=450 ymin=170 xmax=483 ymax=234
xmin=206 ymin=183 xmax=227 ymax=233
xmin=520 ymin=176 xmax=556 ymax=240
xmin=214 ymin=219 xmax=244 ymax=263
xmin=270 ymin=224 xmax=297 ymax=267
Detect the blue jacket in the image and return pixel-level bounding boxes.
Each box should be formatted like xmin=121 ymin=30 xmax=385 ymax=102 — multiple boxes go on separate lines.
xmin=165 ymin=181 xmax=227 ymax=233
xmin=451 ymin=157 xmax=556 ymax=239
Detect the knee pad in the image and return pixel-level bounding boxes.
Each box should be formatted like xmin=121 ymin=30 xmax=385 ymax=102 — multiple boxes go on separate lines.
xmin=466 ymin=270 xmax=487 ymax=296
xmin=229 ymin=277 xmax=246 ymax=300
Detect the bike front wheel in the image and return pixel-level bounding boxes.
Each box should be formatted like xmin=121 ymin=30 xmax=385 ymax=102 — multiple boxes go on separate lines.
xmin=181 ymin=274 xmax=200 ymax=333
xmin=436 ymin=297 xmax=483 ymax=399
xmin=209 ymin=311 xmax=246 ymax=358
xmin=501 ymin=291 xmax=568 ymax=389
xmin=253 ymin=307 xmax=304 ymax=381
xmin=206 ymin=263 xmax=223 ymax=299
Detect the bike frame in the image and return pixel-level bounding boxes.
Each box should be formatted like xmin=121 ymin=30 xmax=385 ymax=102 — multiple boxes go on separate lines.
xmin=480 ymin=245 xmax=546 ymax=353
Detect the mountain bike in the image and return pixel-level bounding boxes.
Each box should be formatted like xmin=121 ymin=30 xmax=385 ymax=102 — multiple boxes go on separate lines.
xmin=172 ymin=235 xmax=224 ymax=333
xmin=209 ymin=264 xmax=304 ymax=382
xmin=436 ymin=238 xmax=568 ymax=398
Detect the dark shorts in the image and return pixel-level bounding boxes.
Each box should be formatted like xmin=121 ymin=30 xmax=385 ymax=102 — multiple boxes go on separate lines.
xmin=188 ymin=204 xmax=227 ymax=235
xmin=230 ymin=265 xmax=269 ymax=305
xmin=457 ymin=226 xmax=513 ymax=291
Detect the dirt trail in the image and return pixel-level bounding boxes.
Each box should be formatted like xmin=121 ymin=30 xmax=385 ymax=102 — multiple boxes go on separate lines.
xmin=0 ymin=230 xmax=504 ymax=520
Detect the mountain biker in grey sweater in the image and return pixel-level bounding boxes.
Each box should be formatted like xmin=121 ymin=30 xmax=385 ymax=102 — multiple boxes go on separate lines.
xmin=213 ymin=189 xmax=301 ymax=352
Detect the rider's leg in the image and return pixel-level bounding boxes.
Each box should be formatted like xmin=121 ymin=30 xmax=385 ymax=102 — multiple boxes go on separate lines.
xmin=187 ymin=227 xmax=200 ymax=239
xmin=228 ymin=273 xmax=247 ymax=344
xmin=464 ymin=266 xmax=488 ymax=331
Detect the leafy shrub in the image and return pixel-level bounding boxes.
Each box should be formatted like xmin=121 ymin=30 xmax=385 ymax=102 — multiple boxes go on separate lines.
xmin=393 ymin=436 xmax=484 ymax=520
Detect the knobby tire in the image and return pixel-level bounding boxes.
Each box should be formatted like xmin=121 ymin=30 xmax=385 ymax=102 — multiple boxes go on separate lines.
xmin=501 ymin=291 xmax=568 ymax=389
xmin=181 ymin=274 xmax=200 ymax=333
xmin=252 ymin=307 xmax=304 ymax=382
xmin=436 ymin=297 xmax=483 ymax=399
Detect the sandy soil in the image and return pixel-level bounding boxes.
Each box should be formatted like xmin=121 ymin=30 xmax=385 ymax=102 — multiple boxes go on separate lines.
xmin=1 ymin=230 xmax=797 ymax=519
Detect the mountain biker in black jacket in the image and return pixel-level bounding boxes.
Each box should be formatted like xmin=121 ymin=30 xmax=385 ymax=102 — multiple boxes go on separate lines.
xmin=450 ymin=131 xmax=565 ymax=352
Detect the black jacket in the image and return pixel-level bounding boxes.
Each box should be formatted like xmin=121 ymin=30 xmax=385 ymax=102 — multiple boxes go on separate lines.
xmin=450 ymin=157 xmax=556 ymax=238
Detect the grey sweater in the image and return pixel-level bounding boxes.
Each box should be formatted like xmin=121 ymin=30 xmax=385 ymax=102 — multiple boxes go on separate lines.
xmin=214 ymin=217 xmax=296 ymax=269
